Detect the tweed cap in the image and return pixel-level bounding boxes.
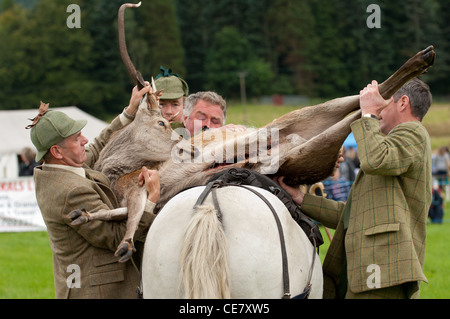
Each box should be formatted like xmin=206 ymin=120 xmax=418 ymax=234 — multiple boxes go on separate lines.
xmin=154 ymin=66 xmax=189 ymax=100
xmin=155 ymin=76 xmax=189 ymax=100
xmin=30 ymin=110 xmax=87 ymax=162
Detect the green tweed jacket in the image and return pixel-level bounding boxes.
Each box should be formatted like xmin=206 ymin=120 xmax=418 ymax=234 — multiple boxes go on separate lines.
xmin=34 ymin=115 xmax=155 ymax=299
xmin=301 ymin=117 xmax=432 ymax=298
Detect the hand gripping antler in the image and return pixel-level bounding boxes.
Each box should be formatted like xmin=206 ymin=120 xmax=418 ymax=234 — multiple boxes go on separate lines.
xmin=118 ymin=2 xmax=146 ymax=90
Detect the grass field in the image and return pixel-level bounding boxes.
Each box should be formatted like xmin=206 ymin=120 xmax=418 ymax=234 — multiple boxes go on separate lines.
xmin=0 ymin=231 xmax=55 ymax=299
xmin=1 ymin=101 xmax=449 ymax=299
xmin=317 ymin=205 xmax=450 ymax=299
xmin=0 ymin=211 xmax=449 ymax=299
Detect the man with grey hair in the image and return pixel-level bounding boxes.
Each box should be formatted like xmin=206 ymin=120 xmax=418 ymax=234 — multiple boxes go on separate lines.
xmin=277 ymin=78 xmax=433 ymax=299
xmin=28 ymin=85 xmax=160 ymax=298
xmin=181 ymin=91 xmax=245 ymax=137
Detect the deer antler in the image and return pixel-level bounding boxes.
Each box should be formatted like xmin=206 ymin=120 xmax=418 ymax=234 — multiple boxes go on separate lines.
xmin=118 ymin=2 xmax=146 ymax=90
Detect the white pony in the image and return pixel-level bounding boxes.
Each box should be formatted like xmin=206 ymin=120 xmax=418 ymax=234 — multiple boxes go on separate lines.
xmin=141 ymin=184 xmax=323 ymax=299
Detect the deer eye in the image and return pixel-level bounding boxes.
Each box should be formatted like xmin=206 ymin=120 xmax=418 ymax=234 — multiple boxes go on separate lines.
xmin=158 ymin=121 xmax=165 ymax=127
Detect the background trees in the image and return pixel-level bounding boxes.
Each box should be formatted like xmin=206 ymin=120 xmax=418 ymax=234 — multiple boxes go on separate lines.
xmin=0 ymin=0 xmax=448 ymax=118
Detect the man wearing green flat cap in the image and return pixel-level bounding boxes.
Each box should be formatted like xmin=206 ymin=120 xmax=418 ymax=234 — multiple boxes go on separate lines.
xmin=154 ymin=66 xmax=189 ymax=125
xmin=28 ymin=85 xmax=161 ymax=299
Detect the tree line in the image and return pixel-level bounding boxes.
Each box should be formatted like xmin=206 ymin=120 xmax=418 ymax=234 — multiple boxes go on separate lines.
xmin=0 ymin=0 xmax=448 ymax=119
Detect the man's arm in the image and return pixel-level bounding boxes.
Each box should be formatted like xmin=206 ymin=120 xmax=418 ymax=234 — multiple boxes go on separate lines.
xmin=275 ymin=176 xmax=344 ymax=229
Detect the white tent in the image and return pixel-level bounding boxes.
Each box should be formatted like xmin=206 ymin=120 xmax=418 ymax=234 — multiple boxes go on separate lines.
xmin=0 ymin=107 xmax=108 ymax=179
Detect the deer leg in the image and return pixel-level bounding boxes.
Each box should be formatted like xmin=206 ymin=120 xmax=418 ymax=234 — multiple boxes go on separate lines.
xmin=114 ymin=185 xmax=147 ymax=263
xmin=278 ymin=111 xmax=361 ymax=186
xmin=68 ymin=207 xmax=128 ymax=225
xmin=267 ymin=46 xmax=435 ymax=142
xmin=378 ymin=45 xmax=435 ymax=99
xmin=266 ymin=95 xmax=360 ymax=141
xmin=275 ymin=46 xmax=435 ymax=185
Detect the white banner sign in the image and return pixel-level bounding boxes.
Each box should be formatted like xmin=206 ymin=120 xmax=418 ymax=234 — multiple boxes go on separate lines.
xmin=0 ymin=177 xmax=46 ymax=232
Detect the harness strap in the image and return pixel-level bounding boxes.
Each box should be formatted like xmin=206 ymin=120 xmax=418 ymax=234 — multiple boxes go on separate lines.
xmin=195 ymin=180 xmax=316 ymax=299
xmin=292 ymin=235 xmax=317 ymax=299
xmin=211 ymin=187 xmax=223 ymax=224
xmin=236 ymin=184 xmax=291 ymax=299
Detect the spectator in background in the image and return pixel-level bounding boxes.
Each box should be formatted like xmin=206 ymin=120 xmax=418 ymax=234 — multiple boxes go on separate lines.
xmin=429 ymin=180 xmax=444 ymax=224
xmin=323 ymin=168 xmax=351 ymax=202
xmin=18 ymin=147 xmax=39 ymax=176
xmin=345 ymin=146 xmax=360 ymax=175
xmin=432 ymin=146 xmax=450 ymax=187
xmin=339 ymin=147 xmax=356 ymax=182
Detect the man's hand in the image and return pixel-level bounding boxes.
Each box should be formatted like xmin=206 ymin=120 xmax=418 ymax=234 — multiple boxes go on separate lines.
xmin=274 ymin=176 xmax=305 ymax=205
xmin=138 ymin=167 xmax=160 ymax=203
xmin=125 ymin=82 xmax=152 ymax=117
xmin=360 ymin=80 xmax=393 ymax=118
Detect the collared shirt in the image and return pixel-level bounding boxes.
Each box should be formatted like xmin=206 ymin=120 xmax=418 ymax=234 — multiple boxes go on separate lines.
xmin=43 ymin=163 xmax=86 ymax=178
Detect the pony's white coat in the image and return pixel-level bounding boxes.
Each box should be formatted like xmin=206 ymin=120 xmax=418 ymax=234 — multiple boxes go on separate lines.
xmin=142 ymin=185 xmax=323 ymax=299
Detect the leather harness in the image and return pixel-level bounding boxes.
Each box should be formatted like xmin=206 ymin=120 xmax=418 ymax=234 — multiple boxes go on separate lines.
xmin=137 ymin=168 xmax=321 ymax=299
xmin=195 ymin=168 xmax=320 ymax=299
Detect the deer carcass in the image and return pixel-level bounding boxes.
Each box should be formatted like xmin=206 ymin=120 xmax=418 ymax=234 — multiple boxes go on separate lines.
xmin=68 ymin=2 xmax=436 ymax=263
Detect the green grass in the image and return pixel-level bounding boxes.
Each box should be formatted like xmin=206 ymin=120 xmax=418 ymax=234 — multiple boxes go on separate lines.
xmin=317 ymin=200 xmax=450 ymax=299
xmin=0 ymin=231 xmax=54 ymax=299
xmin=420 ymin=220 xmax=450 ymax=299
xmin=226 ymin=103 xmax=299 ymax=128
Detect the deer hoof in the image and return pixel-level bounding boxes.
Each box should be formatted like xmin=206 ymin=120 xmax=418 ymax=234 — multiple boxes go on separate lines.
xmin=68 ymin=209 xmax=90 ymax=225
xmin=422 ymin=45 xmax=436 ymax=66
xmin=115 ymin=238 xmax=136 ymax=263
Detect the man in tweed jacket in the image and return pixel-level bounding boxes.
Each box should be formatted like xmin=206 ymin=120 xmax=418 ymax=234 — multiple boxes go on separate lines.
xmin=278 ymin=78 xmax=432 ymax=299
xmin=29 ymin=85 xmax=160 ymax=298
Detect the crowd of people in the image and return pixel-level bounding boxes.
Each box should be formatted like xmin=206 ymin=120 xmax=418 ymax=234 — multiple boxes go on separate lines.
xmin=23 ymin=65 xmax=443 ymax=299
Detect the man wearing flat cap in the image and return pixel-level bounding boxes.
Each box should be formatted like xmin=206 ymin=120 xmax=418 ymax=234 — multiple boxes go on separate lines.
xmin=28 ymin=85 xmax=160 ymax=299
xmin=154 ymin=66 xmax=189 ymax=127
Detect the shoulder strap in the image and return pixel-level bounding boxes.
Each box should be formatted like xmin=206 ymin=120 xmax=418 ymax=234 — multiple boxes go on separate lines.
xmin=207 ymin=168 xmax=324 ymax=247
